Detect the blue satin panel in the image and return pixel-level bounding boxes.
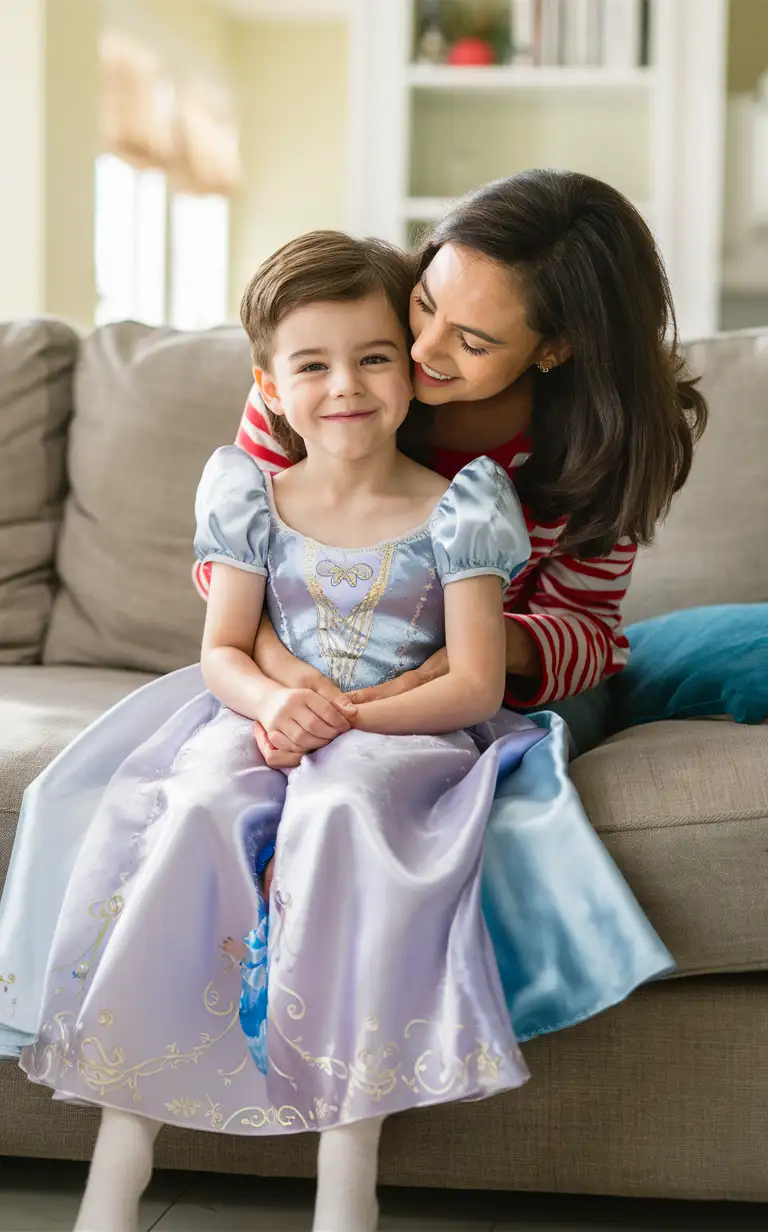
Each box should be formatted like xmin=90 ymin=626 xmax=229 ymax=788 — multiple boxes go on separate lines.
xmin=478 ymin=711 xmax=674 ymax=1041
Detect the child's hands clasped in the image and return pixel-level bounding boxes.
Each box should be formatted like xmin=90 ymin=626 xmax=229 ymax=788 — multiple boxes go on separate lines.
xmin=256 ymin=685 xmax=356 ymax=769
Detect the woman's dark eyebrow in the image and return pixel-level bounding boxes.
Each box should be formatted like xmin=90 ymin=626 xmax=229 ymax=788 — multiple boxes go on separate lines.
xmin=420 ymin=273 xmax=506 ymax=346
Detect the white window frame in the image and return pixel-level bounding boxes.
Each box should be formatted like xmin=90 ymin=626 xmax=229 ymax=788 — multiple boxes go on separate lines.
xmin=95 ymin=152 xmax=229 ymax=330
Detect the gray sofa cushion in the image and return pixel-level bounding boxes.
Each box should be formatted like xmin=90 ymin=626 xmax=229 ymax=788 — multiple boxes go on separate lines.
xmin=626 ymin=330 xmax=768 ymax=623
xmin=0 ymin=665 xmax=155 ymax=895
xmin=571 ymin=717 xmax=768 ymax=977
xmin=0 ymin=320 xmax=79 ymax=664
xmin=43 ymin=323 xmax=252 ymax=674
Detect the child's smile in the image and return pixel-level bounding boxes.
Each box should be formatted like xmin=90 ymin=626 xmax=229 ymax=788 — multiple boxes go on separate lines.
xmin=259 ymin=293 xmax=413 ymax=463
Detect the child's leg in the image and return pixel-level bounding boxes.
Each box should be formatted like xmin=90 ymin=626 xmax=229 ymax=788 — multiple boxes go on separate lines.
xmin=75 ymin=1107 xmax=160 ymax=1232
xmin=313 ymin=1116 xmax=384 ymax=1232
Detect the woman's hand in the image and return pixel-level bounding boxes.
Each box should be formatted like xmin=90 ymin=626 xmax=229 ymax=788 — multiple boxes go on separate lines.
xmin=345 ymin=647 xmax=449 ymax=706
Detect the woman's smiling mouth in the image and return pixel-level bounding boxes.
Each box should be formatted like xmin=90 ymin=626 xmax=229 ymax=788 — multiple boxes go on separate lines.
xmin=415 ymin=362 xmax=457 ymax=386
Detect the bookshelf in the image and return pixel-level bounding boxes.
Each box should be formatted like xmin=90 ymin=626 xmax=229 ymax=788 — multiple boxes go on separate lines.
xmin=406 ymin=64 xmax=656 ymax=92
xmin=346 ymin=0 xmax=729 ymax=339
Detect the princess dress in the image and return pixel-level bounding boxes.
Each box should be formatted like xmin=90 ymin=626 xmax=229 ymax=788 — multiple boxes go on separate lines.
xmin=0 ymin=450 xmax=673 ymax=1135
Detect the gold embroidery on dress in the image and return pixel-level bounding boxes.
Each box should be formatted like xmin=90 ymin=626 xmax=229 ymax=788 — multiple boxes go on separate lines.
xmin=395 ymin=566 xmax=437 ymax=668
xmin=52 ymin=896 xmax=124 ymax=999
xmin=218 ymin=1053 xmax=249 ymax=1086
xmin=71 ymin=953 xmax=241 ymax=1103
xmin=1 ymin=972 xmax=16 ymax=1018
xmin=268 ymin=981 xmax=347 ymax=1080
xmin=305 ymin=540 xmax=396 ymax=691
xmin=165 ymin=1096 xmax=201 ymax=1119
xmin=27 ymin=919 xmax=520 ymax=1130
xmin=221 ymin=1104 xmax=311 ymax=1132
xmin=316 ymin=559 xmax=374 ymax=588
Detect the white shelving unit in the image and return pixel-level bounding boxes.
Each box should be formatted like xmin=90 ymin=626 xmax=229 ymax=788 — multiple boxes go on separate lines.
xmin=406 ymin=63 xmax=656 ymax=92
xmin=346 ymin=0 xmax=728 ymax=339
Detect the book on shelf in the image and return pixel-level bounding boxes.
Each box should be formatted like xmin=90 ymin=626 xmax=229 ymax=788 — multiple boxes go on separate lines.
xmin=538 ymin=0 xmax=562 ymax=67
xmin=561 ymin=0 xmax=602 ymax=67
xmin=509 ymin=0 xmax=537 ymax=66
xmin=509 ymin=1 xmax=650 ymax=72
xmin=602 ymin=0 xmax=642 ymax=69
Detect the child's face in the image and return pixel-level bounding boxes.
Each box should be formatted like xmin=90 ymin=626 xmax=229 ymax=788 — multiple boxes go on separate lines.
xmin=259 ymin=294 xmax=413 ymax=463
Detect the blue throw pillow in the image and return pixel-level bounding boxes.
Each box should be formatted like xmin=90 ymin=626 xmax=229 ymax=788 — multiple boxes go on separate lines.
xmin=614 ymin=604 xmax=768 ymax=728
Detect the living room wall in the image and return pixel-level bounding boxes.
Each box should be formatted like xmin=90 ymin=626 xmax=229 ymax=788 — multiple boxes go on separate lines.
xmin=227 ymin=20 xmax=349 ymax=316
xmin=0 ymin=0 xmax=99 ymax=325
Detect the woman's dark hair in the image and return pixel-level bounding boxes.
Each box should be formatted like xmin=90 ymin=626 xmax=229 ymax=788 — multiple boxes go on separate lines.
xmin=416 ymin=170 xmax=708 ymax=556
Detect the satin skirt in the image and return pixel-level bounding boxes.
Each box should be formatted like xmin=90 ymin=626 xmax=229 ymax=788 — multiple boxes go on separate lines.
xmin=0 ymin=666 xmax=673 ymax=1135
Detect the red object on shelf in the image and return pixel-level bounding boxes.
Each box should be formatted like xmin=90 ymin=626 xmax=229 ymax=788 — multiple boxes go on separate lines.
xmin=446 ymin=37 xmax=496 ymax=67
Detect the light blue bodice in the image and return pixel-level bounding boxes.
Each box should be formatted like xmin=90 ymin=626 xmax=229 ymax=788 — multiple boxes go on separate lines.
xmin=195 ymin=447 xmax=530 ymax=692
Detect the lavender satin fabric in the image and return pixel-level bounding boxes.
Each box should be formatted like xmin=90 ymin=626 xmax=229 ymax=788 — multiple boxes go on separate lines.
xmin=0 ymin=450 xmax=674 ymax=1136
xmin=20 ymin=699 xmax=532 ymax=1131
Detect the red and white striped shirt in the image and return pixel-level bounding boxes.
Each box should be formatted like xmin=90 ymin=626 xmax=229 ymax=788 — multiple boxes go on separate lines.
xmin=193 ymin=385 xmax=635 ymax=706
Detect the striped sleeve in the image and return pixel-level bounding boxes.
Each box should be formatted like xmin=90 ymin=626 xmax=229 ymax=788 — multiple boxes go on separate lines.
xmin=192 ymin=383 xmax=291 ymax=599
xmin=504 ymin=538 xmax=637 ymax=707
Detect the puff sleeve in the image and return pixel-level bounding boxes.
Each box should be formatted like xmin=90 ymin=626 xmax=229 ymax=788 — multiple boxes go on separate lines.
xmin=430 ymin=456 xmax=530 ymax=587
xmin=194 ymin=445 xmax=271 ymax=577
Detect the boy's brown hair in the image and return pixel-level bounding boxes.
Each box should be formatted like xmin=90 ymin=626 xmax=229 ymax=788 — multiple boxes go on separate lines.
xmin=240 ymin=230 xmax=415 ymax=462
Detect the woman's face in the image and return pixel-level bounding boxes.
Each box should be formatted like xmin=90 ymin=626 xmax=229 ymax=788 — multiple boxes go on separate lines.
xmin=410 ymin=243 xmax=544 ymax=405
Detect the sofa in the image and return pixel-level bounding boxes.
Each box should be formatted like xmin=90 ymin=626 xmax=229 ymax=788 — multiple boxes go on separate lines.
xmin=0 ymin=318 xmax=766 ymax=1203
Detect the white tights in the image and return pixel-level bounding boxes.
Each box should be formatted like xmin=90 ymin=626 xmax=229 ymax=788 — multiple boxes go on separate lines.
xmin=75 ymin=1108 xmax=159 ymax=1232
xmin=75 ymin=1107 xmax=384 ymax=1232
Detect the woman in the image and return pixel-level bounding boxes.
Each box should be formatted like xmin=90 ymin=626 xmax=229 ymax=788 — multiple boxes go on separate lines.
xmin=195 ymin=169 xmax=706 ymax=759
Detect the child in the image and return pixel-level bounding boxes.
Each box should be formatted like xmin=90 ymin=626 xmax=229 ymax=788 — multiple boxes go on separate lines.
xmin=0 ymin=232 xmax=672 ymax=1232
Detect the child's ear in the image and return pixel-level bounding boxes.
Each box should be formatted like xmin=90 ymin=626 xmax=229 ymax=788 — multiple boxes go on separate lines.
xmin=253 ymin=367 xmax=284 ymax=416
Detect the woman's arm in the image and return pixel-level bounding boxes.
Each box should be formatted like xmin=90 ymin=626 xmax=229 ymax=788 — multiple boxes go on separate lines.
xmin=353 ymin=575 xmax=506 ymax=735
xmin=253 ymin=613 xmax=354 ymax=709
xmin=502 ymin=540 xmax=637 ymax=706
xmin=344 ymin=612 xmax=539 ymax=707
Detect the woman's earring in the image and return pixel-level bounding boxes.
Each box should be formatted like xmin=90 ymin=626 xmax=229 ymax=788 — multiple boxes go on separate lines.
xmin=537 ymin=361 xmax=552 ymax=374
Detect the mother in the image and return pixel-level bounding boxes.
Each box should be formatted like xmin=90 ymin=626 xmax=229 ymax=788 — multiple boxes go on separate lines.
xmin=196 ymin=168 xmax=706 ymax=754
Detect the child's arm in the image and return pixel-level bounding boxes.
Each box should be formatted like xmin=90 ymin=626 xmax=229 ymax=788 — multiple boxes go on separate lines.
xmin=201 ymin=562 xmax=274 ymax=718
xmin=196 ymin=447 xmax=351 ymax=755
xmin=353 ymin=574 xmax=506 ymax=735
xmin=202 ymin=563 xmax=349 ymax=750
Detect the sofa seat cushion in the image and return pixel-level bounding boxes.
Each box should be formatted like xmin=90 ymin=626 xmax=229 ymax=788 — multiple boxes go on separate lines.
xmin=0 ymin=666 xmax=154 ymax=892
xmin=571 ymin=718 xmax=768 ymax=978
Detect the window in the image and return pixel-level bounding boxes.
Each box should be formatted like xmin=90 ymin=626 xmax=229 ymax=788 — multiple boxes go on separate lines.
xmin=170 ymin=193 xmax=229 ymax=331
xmin=94 ymin=153 xmax=229 ymax=330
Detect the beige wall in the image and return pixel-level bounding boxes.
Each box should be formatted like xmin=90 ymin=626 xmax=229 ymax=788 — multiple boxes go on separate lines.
xmin=728 ymin=0 xmax=768 ymax=93
xmin=0 ymin=2 xmax=46 ymax=319
xmin=108 ymin=0 xmax=233 ymax=79
xmin=0 ymin=3 xmax=348 ymax=327
xmin=0 ymin=0 xmax=98 ymax=326
xmin=228 ymin=21 xmax=349 ymax=314
xmin=45 ymin=0 xmax=99 ymax=325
